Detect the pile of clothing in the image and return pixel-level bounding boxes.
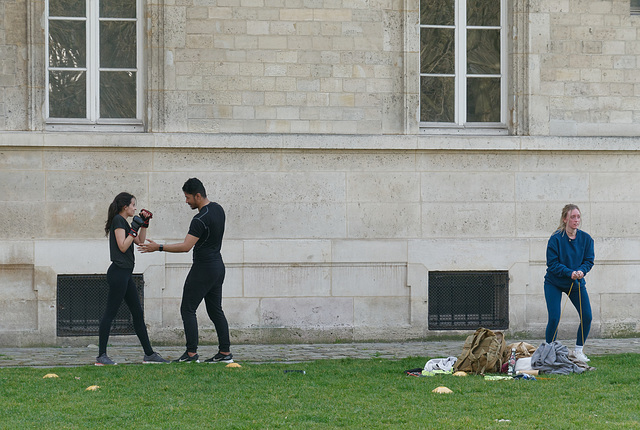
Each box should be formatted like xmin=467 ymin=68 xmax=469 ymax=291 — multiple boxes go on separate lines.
xmin=406 ymin=340 xmax=595 ymax=377
xmin=502 ymin=340 xmax=595 ymax=375
xmin=528 ymin=341 xmax=594 ymax=375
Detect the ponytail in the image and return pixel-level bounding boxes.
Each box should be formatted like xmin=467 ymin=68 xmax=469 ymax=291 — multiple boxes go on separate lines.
xmin=105 ymin=192 xmax=135 ymax=236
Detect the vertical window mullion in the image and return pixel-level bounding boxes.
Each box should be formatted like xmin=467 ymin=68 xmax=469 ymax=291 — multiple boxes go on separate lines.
xmin=45 ymin=8 xmax=50 ymax=120
xmin=500 ymin=0 xmax=507 ymax=125
xmin=457 ymin=0 xmax=466 ymax=126
xmin=88 ymin=0 xmax=98 ymax=122
xmin=136 ymin=0 xmax=143 ymax=121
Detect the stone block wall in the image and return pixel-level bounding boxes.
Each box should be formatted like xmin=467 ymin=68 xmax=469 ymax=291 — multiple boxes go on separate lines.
xmin=1 ymin=134 xmax=640 ymax=346
xmin=532 ymin=0 xmax=640 ymax=135
xmin=0 ymin=0 xmax=28 ymax=131
xmin=4 ymin=1 xmax=640 ymax=135
xmin=2 ymin=0 xmax=640 ymax=345
xmin=160 ymin=0 xmax=406 ymax=134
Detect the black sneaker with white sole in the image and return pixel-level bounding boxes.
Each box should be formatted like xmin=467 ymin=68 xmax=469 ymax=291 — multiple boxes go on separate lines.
xmin=172 ymin=351 xmax=199 ymax=363
xmin=204 ymin=352 xmax=234 ymax=363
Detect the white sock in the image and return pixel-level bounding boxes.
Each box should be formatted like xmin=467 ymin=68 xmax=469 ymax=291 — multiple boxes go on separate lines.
xmin=575 ymin=345 xmax=583 ymax=353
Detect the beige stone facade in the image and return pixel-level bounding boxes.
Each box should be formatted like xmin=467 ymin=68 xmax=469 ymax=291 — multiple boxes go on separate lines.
xmin=1 ymin=1 xmax=640 ymax=346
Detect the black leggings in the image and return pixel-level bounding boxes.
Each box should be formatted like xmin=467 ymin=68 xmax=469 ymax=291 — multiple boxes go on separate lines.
xmin=181 ymin=260 xmax=230 ymax=353
xmin=98 ymin=264 xmax=153 ymax=356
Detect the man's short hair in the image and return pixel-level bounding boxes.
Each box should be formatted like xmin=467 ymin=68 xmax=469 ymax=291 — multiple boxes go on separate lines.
xmin=182 ymin=177 xmax=207 ymax=198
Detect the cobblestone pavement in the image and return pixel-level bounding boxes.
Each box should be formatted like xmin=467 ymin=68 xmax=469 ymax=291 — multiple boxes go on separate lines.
xmin=0 ymin=337 xmax=638 ymax=368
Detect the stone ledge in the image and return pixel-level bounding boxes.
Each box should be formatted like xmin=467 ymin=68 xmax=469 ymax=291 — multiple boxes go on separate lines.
xmin=2 ymin=131 xmax=640 ymax=151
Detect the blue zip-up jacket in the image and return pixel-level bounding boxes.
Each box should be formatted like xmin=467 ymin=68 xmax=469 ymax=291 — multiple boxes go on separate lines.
xmin=544 ymin=229 xmax=595 ymax=290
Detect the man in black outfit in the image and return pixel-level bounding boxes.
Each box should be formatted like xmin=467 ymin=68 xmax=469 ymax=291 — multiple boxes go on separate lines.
xmin=139 ymin=178 xmax=232 ymax=363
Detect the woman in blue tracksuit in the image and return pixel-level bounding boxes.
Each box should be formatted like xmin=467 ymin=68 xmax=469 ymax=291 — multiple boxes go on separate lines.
xmin=544 ymin=204 xmax=594 ymax=362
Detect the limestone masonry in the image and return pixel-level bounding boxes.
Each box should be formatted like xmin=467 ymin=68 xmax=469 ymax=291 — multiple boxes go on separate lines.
xmin=0 ymin=1 xmax=639 ymax=346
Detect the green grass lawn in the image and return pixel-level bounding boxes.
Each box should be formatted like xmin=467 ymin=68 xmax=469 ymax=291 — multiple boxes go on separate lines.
xmin=1 ymin=354 xmax=639 ymax=429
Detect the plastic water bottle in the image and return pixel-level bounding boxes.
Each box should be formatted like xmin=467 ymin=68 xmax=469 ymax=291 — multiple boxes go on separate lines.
xmin=508 ymin=347 xmax=517 ymax=376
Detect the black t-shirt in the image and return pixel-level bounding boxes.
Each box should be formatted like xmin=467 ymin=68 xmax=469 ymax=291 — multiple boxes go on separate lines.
xmin=109 ymin=214 xmax=134 ymax=269
xmin=187 ymin=202 xmax=225 ymax=263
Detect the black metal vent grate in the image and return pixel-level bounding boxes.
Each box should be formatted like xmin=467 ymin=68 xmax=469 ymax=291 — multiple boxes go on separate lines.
xmin=57 ymin=274 xmax=144 ymax=336
xmin=428 ymin=271 xmax=509 ymax=330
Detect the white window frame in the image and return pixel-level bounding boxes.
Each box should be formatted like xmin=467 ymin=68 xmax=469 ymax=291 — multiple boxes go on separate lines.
xmin=420 ymin=0 xmax=507 ymax=134
xmin=45 ymin=0 xmax=144 ymax=132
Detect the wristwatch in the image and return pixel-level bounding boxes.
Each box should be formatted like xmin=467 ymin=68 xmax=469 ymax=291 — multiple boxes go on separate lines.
xmin=159 ymin=244 xmax=164 ymax=252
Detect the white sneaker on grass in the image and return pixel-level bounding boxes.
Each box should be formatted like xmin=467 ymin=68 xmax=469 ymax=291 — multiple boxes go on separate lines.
xmin=574 ymin=350 xmax=590 ymax=362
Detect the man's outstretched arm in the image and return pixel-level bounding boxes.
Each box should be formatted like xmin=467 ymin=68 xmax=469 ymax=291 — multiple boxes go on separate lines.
xmin=138 ymin=234 xmax=199 ymax=253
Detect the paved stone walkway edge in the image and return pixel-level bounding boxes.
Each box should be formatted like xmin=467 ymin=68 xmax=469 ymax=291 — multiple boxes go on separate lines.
xmin=0 ymin=338 xmax=638 ymax=368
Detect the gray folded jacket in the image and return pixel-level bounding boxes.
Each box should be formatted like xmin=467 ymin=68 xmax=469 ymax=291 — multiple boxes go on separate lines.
xmin=530 ymin=341 xmax=585 ymax=375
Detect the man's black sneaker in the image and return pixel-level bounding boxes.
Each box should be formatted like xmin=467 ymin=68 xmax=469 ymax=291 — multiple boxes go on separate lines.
xmin=172 ymin=351 xmax=199 ymax=363
xmin=204 ymin=352 xmax=234 ymax=363
xmin=143 ymin=352 xmax=170 ymax=364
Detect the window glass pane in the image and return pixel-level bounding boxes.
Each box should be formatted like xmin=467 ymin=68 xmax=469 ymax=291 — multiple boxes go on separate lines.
xmin=420 ymin=0 xmax=454 ymax=25
xmin=100 ymin=0 xmax=137 ymax=19
xmin=49 ymin=0 xmax=85 ymax=17
xmin=421 ymin=76 xmax=454 ymax=122
xmin=100 ymin=71 xmax=136 ymax=118
xmin=467 ymin=0 xmax=500 ymax=26
xmin=467 ymin=77 xmax=500 ymax=122
xmin=49 ymin=70 xmax=86 ymax=118
xmin=100 ymin=21 xmax=137 ymax=68
xmin=467 ymin=29 xmax=500 ymax=74
xmin=49 ymin=20 xmax=86 ymax=68
xmin=420 ymin=28 xmax=455 ymax=74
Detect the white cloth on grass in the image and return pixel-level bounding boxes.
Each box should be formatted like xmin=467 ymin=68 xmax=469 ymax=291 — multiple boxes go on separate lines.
xmin=424 ymin=356 xmax=458 ymax=372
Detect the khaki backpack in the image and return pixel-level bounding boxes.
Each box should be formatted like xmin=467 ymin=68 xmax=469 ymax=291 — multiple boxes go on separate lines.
xmin=453 ymin=327 xmax=508 ymax=375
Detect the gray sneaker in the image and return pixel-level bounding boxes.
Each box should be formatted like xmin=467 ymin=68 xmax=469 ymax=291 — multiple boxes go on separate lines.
xmin=95 ymin=353 xmax=117 ymax=366
xmin=143 ymin=352 xmax=170 ymax=364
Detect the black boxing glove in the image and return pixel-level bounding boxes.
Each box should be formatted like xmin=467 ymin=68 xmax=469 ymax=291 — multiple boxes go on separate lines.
xmin=139 ymin=209 xmax=153 ymax=228
xmin=129 ymin=216 xmax=145 ymax=237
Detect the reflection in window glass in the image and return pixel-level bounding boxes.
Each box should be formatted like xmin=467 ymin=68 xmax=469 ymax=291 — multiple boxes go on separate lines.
xmin=100 ymin=21 xmax=137 ymax=68
xmin=467 ymin=78 xmax=500 ymax=122
xmin=49 ymin=20 xmax=86 ymax=68
xmin=419 ymin=0 xmax=504 ymax=126
xmin=467 ymin=29 xmax=500 ymax=74
xmin=100 ymin=71 xmax=137 ymax=118
xmin=49 ymin=70 xmax=87 ymax=118
xmin=420 ymin=28 xmax=455 ymax=75
xmin=467 ymin=0 xmax=500 ymax=26
xmin=420 ymin=0 xmax=454 ymax=26
xmin=100 ymin=0 xmax=136 ymax=19
xmin=47 ymin=0 xmax=140 ymax=122
xmin=49 ymin=0 xmax=85 ymax=17
xmin=421 ymin=76 xmax=455 ymax=122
